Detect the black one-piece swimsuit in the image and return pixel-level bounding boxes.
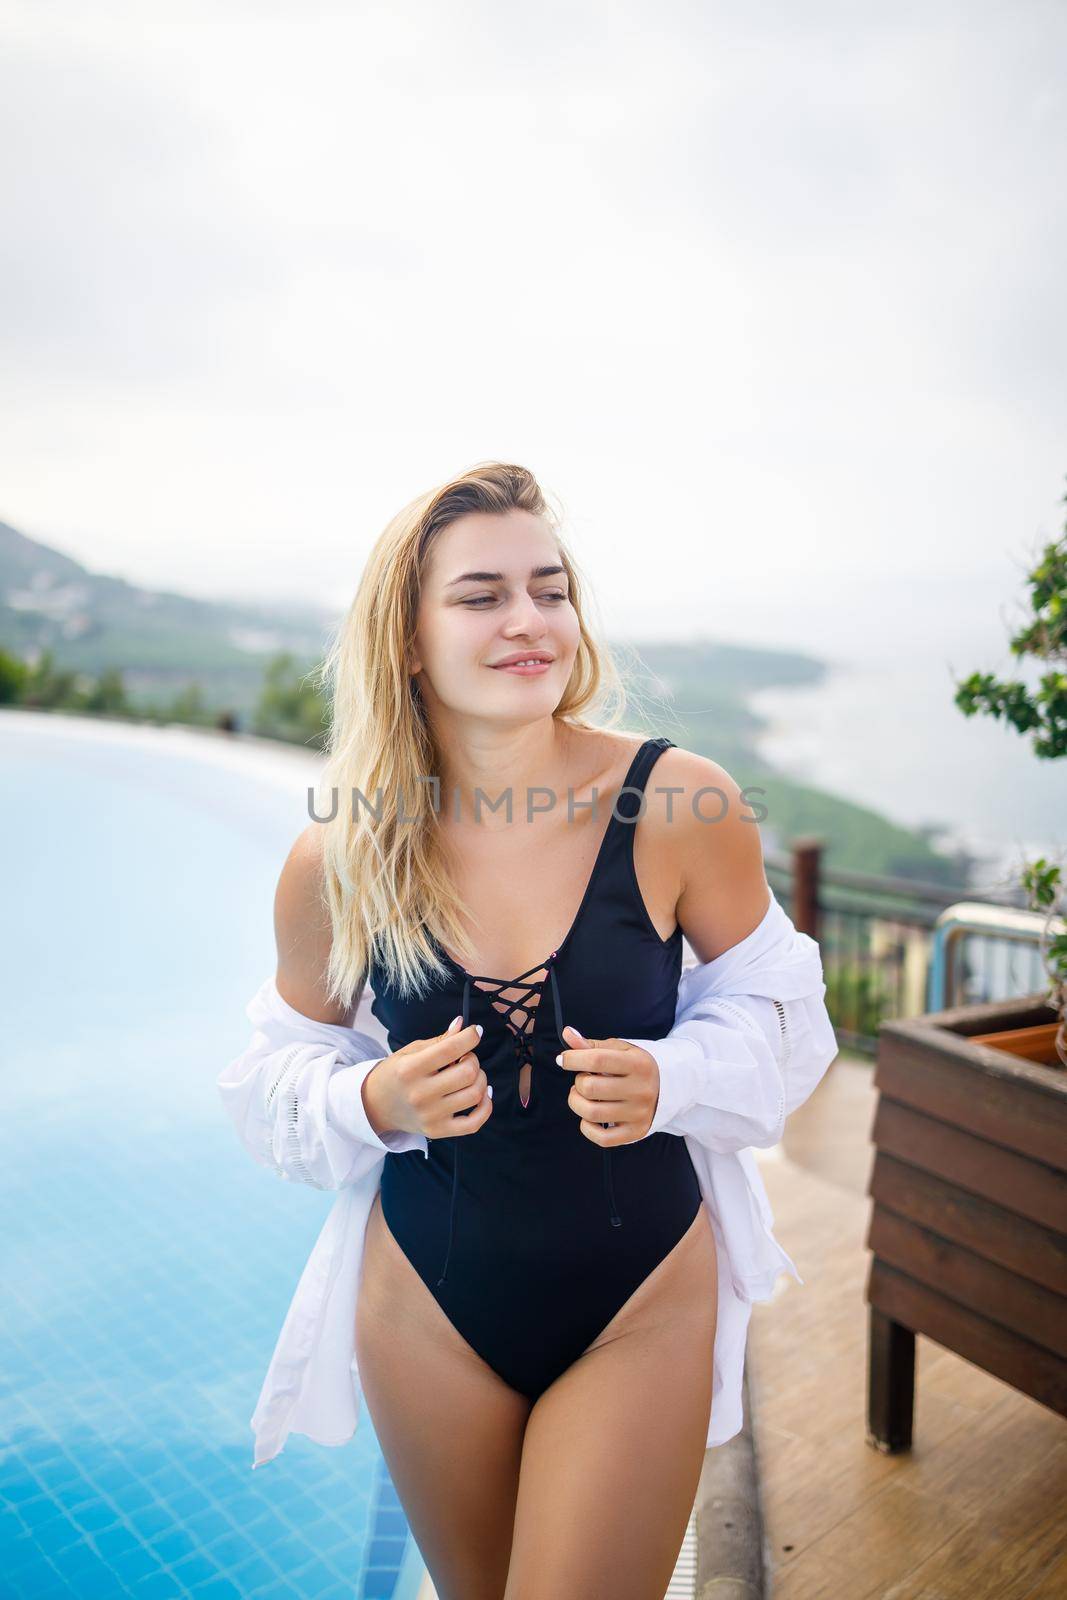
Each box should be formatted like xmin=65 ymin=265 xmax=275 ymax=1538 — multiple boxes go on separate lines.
xmin=371 ymin=736 xmax=703 ymax=1400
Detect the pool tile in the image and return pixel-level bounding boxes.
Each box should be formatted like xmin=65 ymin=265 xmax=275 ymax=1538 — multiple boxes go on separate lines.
xmin=169 ymin=1549 xmax=224 ymax=1589
xmin=110 ymin=1542 xmax=169 ymax=1587
xmin=69 ymin=1497 xmax=122 ymax=1534
xmin=362 ymin=1568 xmax=401 ymax=1599
xmin=1 ymin=741 xmax=420 ymax=1600
xmin=289 ymin=1555 xmax=350 ymax=1591
xmin=130 ymin=1570 xmax=186 ymax=1598
xmin=93 ymin=1520 xmax=143 ymax=1557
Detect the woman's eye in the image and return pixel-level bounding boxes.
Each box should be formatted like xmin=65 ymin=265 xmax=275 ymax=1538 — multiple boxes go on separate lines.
xmin=461 ymin=592 xmax=568 ymax=607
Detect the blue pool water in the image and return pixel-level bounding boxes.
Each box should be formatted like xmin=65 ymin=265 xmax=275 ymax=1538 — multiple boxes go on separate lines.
xmin=1 ymin=716 xmax=425 ymax=1599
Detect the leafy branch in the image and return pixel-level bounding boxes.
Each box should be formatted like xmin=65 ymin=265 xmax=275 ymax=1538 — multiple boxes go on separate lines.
xmin=955 ymin=481 xmax=1067 ymax=1063
xmin=954 ymin=482 xmax=1067 ymax=761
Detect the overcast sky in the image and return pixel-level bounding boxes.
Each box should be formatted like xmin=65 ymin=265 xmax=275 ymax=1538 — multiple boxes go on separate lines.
xmin=2 ymin=0 xmax=1064 ymax=664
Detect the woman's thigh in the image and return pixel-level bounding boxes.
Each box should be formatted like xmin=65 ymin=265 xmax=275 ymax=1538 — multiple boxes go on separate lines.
xmin=504 ymin=1203 xmax=718 ymax=1600
xmin=355 ymin=1190 xmax=533 ymax=1600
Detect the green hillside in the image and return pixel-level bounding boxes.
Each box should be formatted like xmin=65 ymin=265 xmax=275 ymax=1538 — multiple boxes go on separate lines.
xmin=0 ymin=516 xmax=973 ymax=884
xmin=0 ymin=518 xmax=331 ymax=710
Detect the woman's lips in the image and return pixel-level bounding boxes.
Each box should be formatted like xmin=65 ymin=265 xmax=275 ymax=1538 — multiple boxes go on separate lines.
xmin=489 ymin=661 xmax=553 ymax=676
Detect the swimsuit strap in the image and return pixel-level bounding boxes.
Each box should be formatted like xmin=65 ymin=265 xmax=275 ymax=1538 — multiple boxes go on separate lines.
xmin=609 ymin=733 xmax=676 ymax=825
xmin=437 ymin=971 xmax=472 ymax=1288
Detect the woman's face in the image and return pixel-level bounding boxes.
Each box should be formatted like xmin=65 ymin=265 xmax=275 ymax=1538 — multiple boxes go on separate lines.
xmin=410 ymin=508 xmax=580 ymax=726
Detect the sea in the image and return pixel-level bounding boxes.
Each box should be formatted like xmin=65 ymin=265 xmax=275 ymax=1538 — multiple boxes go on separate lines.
xmin=628 ymin=566 xmax=1066 ymax=894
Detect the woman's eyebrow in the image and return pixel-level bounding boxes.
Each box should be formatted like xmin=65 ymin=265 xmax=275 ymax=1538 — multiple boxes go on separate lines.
xmin=444 ymin=564 xmax=567 ymax=588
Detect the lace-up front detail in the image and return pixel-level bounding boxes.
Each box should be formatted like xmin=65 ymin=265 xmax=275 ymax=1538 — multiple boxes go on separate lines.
xmin=436 ymin=948 xmax=622 ymax=1287
xmin=467 ymin=951 xmax=564 ymax=1110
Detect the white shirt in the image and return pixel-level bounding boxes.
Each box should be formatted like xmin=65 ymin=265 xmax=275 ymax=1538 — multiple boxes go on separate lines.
xmin=217 ymin=890 xmax=837 ymax=1467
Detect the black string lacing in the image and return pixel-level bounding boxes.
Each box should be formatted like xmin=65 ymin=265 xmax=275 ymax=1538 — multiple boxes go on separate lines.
xmin=435 ymin=950 xmax=622 ymax=1289
xmin=435 ymin=972 xmax=471 ymax=1287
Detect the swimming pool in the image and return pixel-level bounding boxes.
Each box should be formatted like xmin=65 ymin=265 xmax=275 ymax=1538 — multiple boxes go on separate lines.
xmin=0 ymin=713 xmax=426 ymax=1599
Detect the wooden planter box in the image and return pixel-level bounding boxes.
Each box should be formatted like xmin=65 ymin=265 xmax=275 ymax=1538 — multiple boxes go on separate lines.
xmin=864 ymin=993 xmax=1067 ymax=1452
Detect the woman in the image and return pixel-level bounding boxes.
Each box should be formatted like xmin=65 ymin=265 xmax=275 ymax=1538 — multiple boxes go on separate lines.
xmin=220 ymin=461 xmax=836 ymax=1600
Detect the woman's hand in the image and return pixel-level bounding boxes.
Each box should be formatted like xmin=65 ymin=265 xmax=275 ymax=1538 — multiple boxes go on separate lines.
xmin=556 ymin=1024 xmax=659 ymax=1144
xmin=362 ymin=1018 xmax=492 ymax=1141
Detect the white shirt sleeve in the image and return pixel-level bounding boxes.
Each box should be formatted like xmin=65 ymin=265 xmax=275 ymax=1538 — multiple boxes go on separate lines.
xmin=217 ymin=976 xmax=429 ymax=1191
xmin=620 ymin=894 xmax=838 ymax=1154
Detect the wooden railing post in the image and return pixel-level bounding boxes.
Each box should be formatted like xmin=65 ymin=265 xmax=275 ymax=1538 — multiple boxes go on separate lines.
xmin=791 ymin=836 xmax=824 ymax=941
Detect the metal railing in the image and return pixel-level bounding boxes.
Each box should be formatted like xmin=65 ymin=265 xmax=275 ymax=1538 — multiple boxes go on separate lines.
xmin=927 ymin=901 xmax=1062 ymax=1012
xmin=765 ymin=838 xmax=1045 ymax=1057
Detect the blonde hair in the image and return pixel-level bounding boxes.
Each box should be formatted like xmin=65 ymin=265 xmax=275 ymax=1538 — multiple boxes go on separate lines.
xmin=313 ymin=460 xmax=640 ymax=1009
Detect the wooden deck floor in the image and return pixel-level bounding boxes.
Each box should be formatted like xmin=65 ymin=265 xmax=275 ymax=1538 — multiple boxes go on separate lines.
xmin=748 ymin=1052 xmax=1067 ymax=1599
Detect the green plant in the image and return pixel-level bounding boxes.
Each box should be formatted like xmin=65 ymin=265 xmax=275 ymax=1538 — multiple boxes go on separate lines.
xmin=163 ymin=682 xmax=213 ymax=725
xmin=20 ymin=648 xmax=81 ymax=708
xmin=1019 ymin=857 xmax=1067 ymax=1067
xmin=251 ymin=651 xmax=329 ymax=747
xmin=954 ymin=484 xmax=1067 ymax=760
xmin=954 ymin=479 xmax=1067 ymax=1063
xmin=824 ymin=961 xmax=893 ymax=1046
xmin=81 ymin=667 xmax=129 ymax=714
xmin=0 ymin=647 xmax=29 ymax=704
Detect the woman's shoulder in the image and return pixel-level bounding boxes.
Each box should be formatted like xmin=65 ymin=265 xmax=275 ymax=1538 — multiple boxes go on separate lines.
xmin=627 ymin=740 xmax=760 ymax=882
xmin=648 ymin=745 xmax=770 ymax=956
xmin=567 ymin=726 xmax=750 ymax=829
xmin=646 ymin=741 xmax=747 ymax=804
xmin=273 ymin=823 xmax=353 ymax=1024
xmin=276 ymin=822 xmax=328 ymax=924
xmin=579 ymin=730 xmax=745 ymax=809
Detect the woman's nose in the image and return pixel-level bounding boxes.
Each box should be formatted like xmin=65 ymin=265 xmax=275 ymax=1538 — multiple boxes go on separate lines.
xmin=502 ymin=595 xmax=549 ymax=632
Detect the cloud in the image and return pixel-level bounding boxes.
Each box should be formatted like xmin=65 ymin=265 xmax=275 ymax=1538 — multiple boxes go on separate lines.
xmin=0 ymin=0 xmax=1064 ymax=619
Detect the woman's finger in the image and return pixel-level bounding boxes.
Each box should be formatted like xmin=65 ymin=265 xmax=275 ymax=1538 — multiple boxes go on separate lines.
xmin=574 ymin=1070 xmax=622 ymax=1100
xmin=568 ymin=1087 xmax=628 ymax=1122
xmin=578 ymin=1118 xmax=631 ymax=1145
xmin=556 ymin=1044 xmax=626 ymax=1073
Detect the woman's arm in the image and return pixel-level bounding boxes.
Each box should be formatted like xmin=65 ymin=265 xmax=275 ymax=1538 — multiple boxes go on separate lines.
xmin=622 ymin=753 xmax=837 ymax=1152
xmin=216 ymin=825 xmax=428 ymax=1190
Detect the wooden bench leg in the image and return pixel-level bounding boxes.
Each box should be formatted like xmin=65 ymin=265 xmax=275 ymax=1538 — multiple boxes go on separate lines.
xmin=867 ymin=1305 xmax=915 ymax=1453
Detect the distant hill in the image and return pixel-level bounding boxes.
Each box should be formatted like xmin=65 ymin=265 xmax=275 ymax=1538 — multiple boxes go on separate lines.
xmin=0 ymin=516 xmax=975 ymax=885
xmin=0 ymin=519 xmax=333 ymax=713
